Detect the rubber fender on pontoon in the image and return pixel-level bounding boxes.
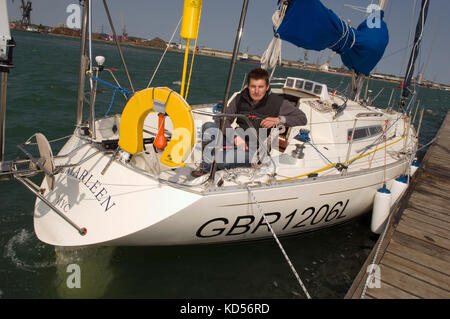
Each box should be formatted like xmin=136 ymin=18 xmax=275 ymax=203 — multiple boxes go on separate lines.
xmin=390 ymin=175 xmax=408 ymax=206
xmin=118 ymin=87 xmax=195 ymax=167
xmin=410 ymin=159 xmax=419 ymax=176
xmin=371 ymin=184 xmax=392 ymax=234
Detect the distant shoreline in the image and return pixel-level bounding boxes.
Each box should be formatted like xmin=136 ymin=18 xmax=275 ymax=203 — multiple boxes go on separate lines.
xmin=11 ymin=28 xmax=450 ymax=91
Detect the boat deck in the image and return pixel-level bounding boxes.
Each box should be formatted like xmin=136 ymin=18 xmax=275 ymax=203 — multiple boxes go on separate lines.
xmin=345 ymin=110 xmax=450 ymax=299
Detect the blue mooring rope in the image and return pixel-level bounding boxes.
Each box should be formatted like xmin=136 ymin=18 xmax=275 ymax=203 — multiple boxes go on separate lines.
xmin=89 ymin=74 xmax=131 ymax=116
xmin=294 ymin=131 xmax=335 ymax=166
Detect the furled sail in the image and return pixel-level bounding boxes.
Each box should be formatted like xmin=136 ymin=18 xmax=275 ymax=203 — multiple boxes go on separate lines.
xmin=401 ymin=0 xmax=430 ymax=99
xmin=275 ymin=0 xmax=389 ymax=75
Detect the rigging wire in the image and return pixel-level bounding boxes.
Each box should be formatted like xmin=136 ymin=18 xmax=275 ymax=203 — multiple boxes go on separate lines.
xmin=420 ymin=32 xmax=436 ymax=76
xmin=400 ymin=0 xmax=418 ymax=76
xmin=146 ymin=16 xmax=183 ymax=88
xmin=102 ymin=0 xmax=135 ymax=94
xmin=346 ymin=93 xmax=417 ymax=168
xmin=380 ymin=42 xmax=414 ymax=61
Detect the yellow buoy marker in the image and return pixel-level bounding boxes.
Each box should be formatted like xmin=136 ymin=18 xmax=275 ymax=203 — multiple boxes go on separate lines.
xmin=180 ymin=0 xmax=202 ymax=98
xmin=180 ymin=0 xmax=202 ymax=40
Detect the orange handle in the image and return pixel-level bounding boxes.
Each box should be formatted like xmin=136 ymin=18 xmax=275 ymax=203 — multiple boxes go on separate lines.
xmin=154 ymin=113 xmax=167 ymax=151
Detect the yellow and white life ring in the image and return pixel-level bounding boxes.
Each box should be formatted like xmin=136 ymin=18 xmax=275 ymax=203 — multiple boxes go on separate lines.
xmin=118 ymin=87 xmax=195 ymax=167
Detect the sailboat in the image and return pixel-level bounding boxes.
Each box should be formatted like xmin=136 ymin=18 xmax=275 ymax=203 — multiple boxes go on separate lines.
xmin=240 ymin=46 xmax=249 ymax=61
xmin=0 ymin=0 xmax=428 ymax=247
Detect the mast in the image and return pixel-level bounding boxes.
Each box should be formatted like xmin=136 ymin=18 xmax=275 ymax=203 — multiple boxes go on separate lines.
xmin=208 ymin=0 xmax=249 ymax=181
xmin=75 ymin=1 xmax=89 ymax=127
xmin=221 ymin=0 xmax=249 ymax=110
xmin=303 ymin=50 xmax=308 ymax=68
xmin=349 ymin=0 xmax=387 ymax=102
xmin=399 ymin=0 xmax=430 ymax=110
xmin=378 ymin=0 xmax=387 ymax=11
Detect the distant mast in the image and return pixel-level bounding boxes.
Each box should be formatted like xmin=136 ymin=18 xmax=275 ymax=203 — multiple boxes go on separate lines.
xmin=349 ymin=0 xmax=388 ymax=102
xmin=399 ymin=0 xmax=430 ymax=109
xmin=303 ymin=50 xmax=308 ymax=68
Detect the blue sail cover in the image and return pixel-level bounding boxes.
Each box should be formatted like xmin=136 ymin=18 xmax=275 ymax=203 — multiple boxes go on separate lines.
xmin=276 ymin=0 xmax=389 ymax=75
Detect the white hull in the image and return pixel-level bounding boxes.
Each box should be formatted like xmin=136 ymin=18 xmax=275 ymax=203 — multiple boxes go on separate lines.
xmin=33 ymin=76 xmax=418 ymax=247
xmin=34 ymin=133 xmax=408 ymax=247
xmin=109 ymin=163 xmax=406 ymax=246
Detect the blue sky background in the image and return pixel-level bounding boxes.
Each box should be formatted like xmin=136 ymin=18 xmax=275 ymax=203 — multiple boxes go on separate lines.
xmin=6 ymin=0 xmax=450 ymax=85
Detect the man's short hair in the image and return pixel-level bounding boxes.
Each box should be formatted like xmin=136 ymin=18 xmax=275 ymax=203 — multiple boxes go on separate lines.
xmin=247 ymin=68 xmax=269 ymax=86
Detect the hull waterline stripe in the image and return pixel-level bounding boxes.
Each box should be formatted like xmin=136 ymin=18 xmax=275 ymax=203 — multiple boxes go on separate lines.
xmin=319 ymin=182 xmax=385 ymax=196
xmin=219 ymin=197 xmax=298 ymax=207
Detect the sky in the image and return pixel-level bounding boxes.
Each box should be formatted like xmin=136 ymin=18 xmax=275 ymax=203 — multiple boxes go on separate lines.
xmin=5 ymin=0 xmax=450 ymax=85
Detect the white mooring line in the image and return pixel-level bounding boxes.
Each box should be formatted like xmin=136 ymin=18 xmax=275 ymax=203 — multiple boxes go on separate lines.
xmin=245 ymin=185 xmax=312 ymax=299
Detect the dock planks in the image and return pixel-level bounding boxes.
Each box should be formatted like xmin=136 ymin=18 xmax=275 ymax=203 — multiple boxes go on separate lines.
xmin=345 ymin=110 xmax=450 ymax=299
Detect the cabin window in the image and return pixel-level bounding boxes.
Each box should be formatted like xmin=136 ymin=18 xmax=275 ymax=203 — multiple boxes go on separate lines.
xmin=369 ymin=126 xmax=382 ymax=135
xmin=286 ymin=78 xmax=295 ymax=88
xmin=313 ymin=85 xmax=322 ymax=95
xmin=348 ymin=125 xmax=383 ymax=142
xmin=304 ymin=81 xmax=313 ymax=91
xmin=295 ymin=80 xmax=304 ymax=89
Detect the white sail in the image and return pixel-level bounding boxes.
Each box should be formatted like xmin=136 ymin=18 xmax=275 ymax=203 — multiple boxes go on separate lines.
xmin=0 ymin=0 xmax=11 ymax=61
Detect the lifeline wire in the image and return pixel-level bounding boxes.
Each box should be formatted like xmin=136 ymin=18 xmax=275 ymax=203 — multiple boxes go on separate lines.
xmin=347 ymin=93 xmax=417 ymax=168
xmin=245 ymin=186 xmax=312 ymax=299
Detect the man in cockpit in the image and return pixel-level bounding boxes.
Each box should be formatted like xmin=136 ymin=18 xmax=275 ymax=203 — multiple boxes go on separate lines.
xmin=192 ymin=68 xmax=307 ymax=177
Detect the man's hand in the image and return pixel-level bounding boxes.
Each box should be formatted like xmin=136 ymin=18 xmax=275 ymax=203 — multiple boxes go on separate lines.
xmin=260 ymin=117 xmax=280 ymax=128
xmin=234 ymin=136 xmax=248 ymax=150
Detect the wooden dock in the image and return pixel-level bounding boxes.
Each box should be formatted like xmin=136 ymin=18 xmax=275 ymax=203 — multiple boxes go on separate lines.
xmin=345 ymin=110 xmax=450 ymax=299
